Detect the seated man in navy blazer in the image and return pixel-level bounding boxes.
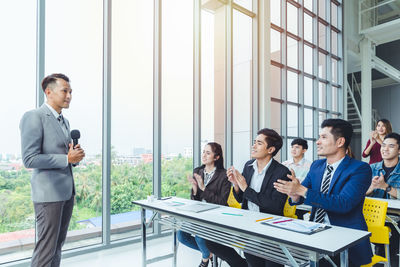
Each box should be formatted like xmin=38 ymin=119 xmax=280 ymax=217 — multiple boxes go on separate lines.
xmin=206 ymin=128 xmax=290 ymax=267
xmin=274 ymin=119 xmax=373 ymax=267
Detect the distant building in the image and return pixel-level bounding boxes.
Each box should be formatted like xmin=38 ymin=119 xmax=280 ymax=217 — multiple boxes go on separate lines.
xmin=183 ymin=147 xmax=193 ymax=158
xmin=133 ymin=147 xmax=146 ymax=156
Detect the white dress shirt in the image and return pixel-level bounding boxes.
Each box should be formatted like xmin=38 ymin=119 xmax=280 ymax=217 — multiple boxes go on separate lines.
xmin=248 ymin=159 xmax=272 ymax=212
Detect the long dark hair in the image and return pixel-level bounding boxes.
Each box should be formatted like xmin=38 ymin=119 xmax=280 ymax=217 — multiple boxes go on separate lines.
xmin=377 ymin=119 xmax=392 ymax=135
xmin=204 ymin=142 xmax=224 ymax=170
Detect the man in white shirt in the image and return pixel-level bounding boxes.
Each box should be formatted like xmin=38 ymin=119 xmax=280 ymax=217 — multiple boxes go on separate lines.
xmin=282 ymin=138 xmax=312 ymax=182
xmin=206 ymin=128 xmax=291 ymax=267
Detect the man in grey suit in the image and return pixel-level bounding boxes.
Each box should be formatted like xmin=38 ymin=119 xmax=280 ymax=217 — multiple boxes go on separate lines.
xmin=20 ymin=73 xmax=85 ymax=267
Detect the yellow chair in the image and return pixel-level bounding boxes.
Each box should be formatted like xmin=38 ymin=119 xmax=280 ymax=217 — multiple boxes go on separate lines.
xmin=227 ymin=186 xmax=242 ymax=209
xmin=283 ymin=197 xmax=297 ymax=219
xmin=361 ymin=198 xmax=391 ymax=267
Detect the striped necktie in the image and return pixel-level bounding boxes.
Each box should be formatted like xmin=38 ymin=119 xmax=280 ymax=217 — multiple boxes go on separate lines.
xmin=314 ymin=164 xmax=334 ymax=223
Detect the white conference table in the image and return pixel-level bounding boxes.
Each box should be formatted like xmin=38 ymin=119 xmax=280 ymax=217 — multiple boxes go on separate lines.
xmin=132 ymin=197 xmax=371 ymax=267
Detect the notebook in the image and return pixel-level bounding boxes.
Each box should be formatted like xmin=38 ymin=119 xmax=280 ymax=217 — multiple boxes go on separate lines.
xmin=177 ymin=203 xmax=220 ymax=213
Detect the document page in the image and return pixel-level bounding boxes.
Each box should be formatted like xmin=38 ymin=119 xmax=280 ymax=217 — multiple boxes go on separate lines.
xmin=261 ymin=217 xmax=330 ymax=234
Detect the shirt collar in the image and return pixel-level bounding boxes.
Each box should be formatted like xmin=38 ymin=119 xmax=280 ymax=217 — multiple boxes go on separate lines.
xmin=45 ymin=102 xmax=62 ymax=119
xmin=252 ymin=158 xmax=272 ymax=175
xmin=204 ymin=167 xmax=216 ymax=176
xmin=327 ymin=156 xmax=345 ymax=171
xmin=288 ymin=157 xmax=306 ymax=165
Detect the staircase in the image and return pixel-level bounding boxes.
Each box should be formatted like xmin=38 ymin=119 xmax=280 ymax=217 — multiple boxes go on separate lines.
xmin=346 ymin=73 xmax=381 ymax=133
xmin=347 ymin=74 xmax=362 ymax=133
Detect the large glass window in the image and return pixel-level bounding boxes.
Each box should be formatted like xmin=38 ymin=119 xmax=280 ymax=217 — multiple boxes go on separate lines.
xmin=162 ymin=0 xmax=193 ymax=198
xmin=233 ymin=9 xmax=252 ymax=169
xmin=0 ymin=1 xmax=36 ymax=263
xmin=111 ymin=0 xmax=154 ymax=241
xmin=270 ymin=65 xmax=282 ymax=99
xmin=270 ymin=0 xmax=343 ymax=162
xmin=271 ymin=29 xmax=281 ymax=63
xmin=271 ymin=0 xmax=281 ymax=26
xmin=45 ymin=0 xmax=103 ymax=250
xmin=287 ymin=3 xmax=298 ymax=35
xmin=287 ymin=71 xmax=298 ymax=103
xmin=287 ymin=37 xmax=298 ymax=69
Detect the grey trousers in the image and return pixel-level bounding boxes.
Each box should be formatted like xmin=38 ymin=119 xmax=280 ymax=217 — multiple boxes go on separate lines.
xmin=31 ymin=196 xmax=74 ymax=267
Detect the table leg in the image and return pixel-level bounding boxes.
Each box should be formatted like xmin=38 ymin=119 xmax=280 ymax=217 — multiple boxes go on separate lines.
xmin=340 ymin=250 xmax=348 ymax=267
xmin=309 ymin=252 xmax=319 ymax=267
xmin=142 ymin=208 xmax=146 ymax=267
xmin=173 ymin=229 xmax=177 ymax=267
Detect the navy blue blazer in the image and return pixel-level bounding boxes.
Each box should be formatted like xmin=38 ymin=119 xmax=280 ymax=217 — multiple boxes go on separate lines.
xmin=290 ymin=155 xmax=373 ymax=266
xmin=233 ymin=159 xmax=290 ymax=215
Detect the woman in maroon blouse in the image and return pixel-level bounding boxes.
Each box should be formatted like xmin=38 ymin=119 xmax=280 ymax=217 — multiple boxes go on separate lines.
xmin=362 ymin=119 xmax=392 ymax=164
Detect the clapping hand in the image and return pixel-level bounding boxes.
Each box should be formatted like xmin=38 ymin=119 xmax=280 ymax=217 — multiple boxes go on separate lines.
xmin=371 ymin=172 xmax=386 ymax=190
xmin=274 ymin=169 xmax=303 ymax=202
xmin=227 ymin=167 xmax=248 ymax=192
xmin=193 ymin=173 xmax=205 ymax=191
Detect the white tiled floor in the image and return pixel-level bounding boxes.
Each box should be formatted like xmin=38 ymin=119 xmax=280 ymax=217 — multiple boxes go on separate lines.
xmin=61 ymin=236 xmax=212 ymax=267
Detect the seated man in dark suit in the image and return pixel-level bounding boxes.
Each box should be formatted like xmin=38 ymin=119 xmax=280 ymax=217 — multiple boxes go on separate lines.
xmin=206 ymin=128 xmax=290 ymax=267
xmin=274 ymin=119 xmax=373 ymax=267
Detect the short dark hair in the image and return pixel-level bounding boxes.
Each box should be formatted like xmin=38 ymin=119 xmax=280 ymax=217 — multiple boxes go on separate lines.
xmin=377 ymin=119 xmax=392 ymax=135
xmin=291 ymin=138 xmax=308 ymax=150
xmin=41 ymin=73 xmax=70 ymax=92
xmin=257 ymin=128 xmax=283 ymax=157
xmin=206 ymin=142 xmax=224 ymax=170
xmin=321 ymin=119 xmax=353 ymax=149
xmin=384 ymin=133 xmax=400 ymax=146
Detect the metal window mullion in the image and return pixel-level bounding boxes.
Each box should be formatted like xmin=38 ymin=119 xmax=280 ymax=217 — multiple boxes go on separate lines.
xmin=312 ymin=0 xmax=318 ymax=159
xmin=102 ymin=0 xmax=112 ymax=246
xmin=260 ymin=0 xmax=271 ymax=129
xmin=251 ymin=0 xmax=258 ymax=145
xmin=153 ymin=0 xmax=162 ymax=235
xmin=281 ymin=0 xmax=287 ymax=161
xmin=298 ymin=0 xmax=304 ymax=138
xmin=326 ymin=0 xmax=332 ymax=115
xmin=225 ymin=1 xmax=233 ymax=167
xmin=36 ymin=0 xmax=45 ymax=108
xmin=337 ymin=2 xmax=344 ymax=117
xmin=193 ymin=0 xmax=201 ymax=168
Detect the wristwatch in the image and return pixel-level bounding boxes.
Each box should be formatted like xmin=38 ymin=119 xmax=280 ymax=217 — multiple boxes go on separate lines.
xmin=386 ymin=185 xmax=392 ymax=193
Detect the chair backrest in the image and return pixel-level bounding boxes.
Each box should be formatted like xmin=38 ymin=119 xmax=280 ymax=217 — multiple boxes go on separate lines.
xmin=363 ymin=198 xmax=388 ymax=227
xmin=227 ymin=186 xmax=242 ymax=209
xmin=363 ymin=198 xmax=390 ymax=245
xmin=283 ymin=197 xmax=297 ymax=219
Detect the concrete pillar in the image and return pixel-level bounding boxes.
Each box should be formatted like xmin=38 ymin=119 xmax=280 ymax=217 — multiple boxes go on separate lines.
xmin=360 ymin=38 xmax=372 ymax=162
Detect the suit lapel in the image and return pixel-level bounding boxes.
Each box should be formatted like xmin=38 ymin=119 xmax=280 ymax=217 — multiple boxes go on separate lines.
xmin=245 ymin=162 xmax=255 ymax=186
xmin=259 ymin=159 xmax=275 ymax=193
xmin=328 ymin=156 xmax=350 ymax=193
xmin=41 ymin=105 xmax=70 ymax=149
xmin=315 ymin=160 xmax=327 ymax=191
xmin=206 ymin=169 xmax=219 ymax=187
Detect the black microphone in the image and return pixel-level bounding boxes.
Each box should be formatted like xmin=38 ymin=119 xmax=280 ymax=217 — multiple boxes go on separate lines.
xmin=70 ymin=130 xmax=81 ymax=167
xmin=71 ymin=130 xmax=80 ymax=148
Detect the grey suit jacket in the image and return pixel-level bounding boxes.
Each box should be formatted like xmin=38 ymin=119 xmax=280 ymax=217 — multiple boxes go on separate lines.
xmin=20 ymin=104 xmax=74 ymax=202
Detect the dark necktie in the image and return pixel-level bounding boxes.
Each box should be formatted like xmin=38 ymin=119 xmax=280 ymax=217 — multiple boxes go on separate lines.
xmin=314 ymin=164 xmax=334 ymax=223
xmin=57 ymin=115 xmax=69 ymax=138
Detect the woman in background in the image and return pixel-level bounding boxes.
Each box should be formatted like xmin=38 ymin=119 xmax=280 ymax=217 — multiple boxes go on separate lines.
xmin=363 ymin=119 xmax=392 ymax=164
xmin=178 ymin=142 xmax=231 ymax=267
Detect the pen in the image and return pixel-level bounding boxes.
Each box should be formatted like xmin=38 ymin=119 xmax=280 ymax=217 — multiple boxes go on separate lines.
xmin=222 ymin=212 xmax=243 ymax=216
xmin=161 ymin=197 xmax=172 ymax=200
xmin=256 ymin=217 xmax=273 ymax=222
xmin=172 ymin=201 xmax=184 ymax=204
xmin=273 ymin=219 xmax=293 ymax=224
